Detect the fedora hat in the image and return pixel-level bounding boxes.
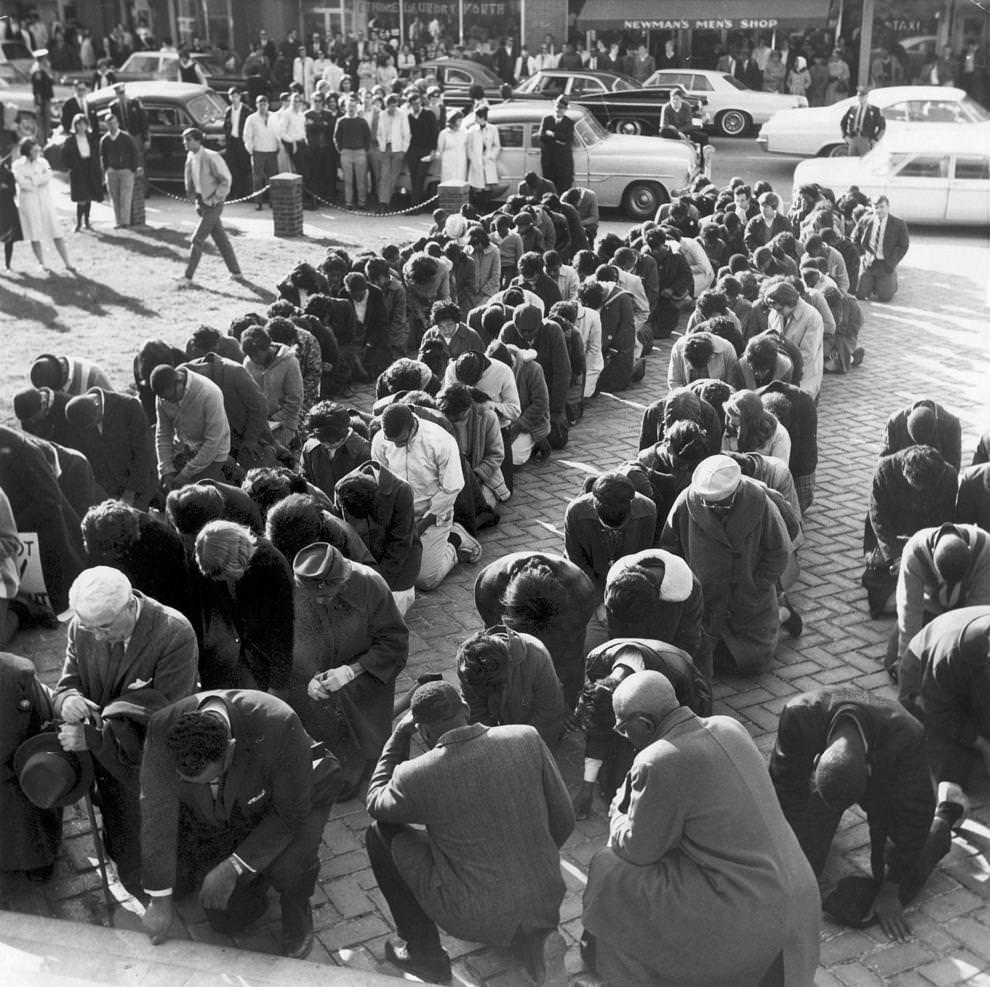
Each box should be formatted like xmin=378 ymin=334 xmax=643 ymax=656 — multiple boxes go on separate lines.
xmin=14 ymin=732 xmax=95 ymax=809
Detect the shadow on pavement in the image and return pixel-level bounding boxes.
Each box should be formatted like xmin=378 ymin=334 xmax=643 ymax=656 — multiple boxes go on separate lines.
xmin=0 ymin=277 xmax=73 ymax=332
xmin=15 ymin=271 xmax=159 ymax=320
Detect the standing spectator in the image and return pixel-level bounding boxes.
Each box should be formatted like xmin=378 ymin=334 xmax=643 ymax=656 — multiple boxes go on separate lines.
xmin=109 ymin=81 xmax=149 ymax=171
xmin=787 ymin=55 xmax=811 ymax=96
xmin=0 ymin=151 xmax=23 ymax=271
xmin=223 ymin=88 xmax=251 ymax=199
xmin=62 ymin=114 xmax=103 ymax=232
xmin=334 ymin=95 xmax=371 ymax=209
xmin=763 ymin=50 xmax=787 ymax=93
xmin=853 ymin=196 xmax=910 ymax=303
xmin=807 ymin=53 xmax=829 ymax=105
xmin=292 ymin=45 xmax=314 ymax=98
xmin=539 ymin=96 xmax=574 ymax=193
xmin=99 ymin=112 xmax=139 ymax=228
xmin=840 ymin=86 xmax=886 ymax=156
xmin=739 ymin=47 xmax=763 ymax=90
xmin=661 ymin=455 xmax=792 ymax=675
xmin=825 ymin=47 xmax=851 ymax=103
xmin=150 ymin=365 xmax=231 ymax=490
xmin=304 ymin=91 xmax=336 ymax=202
xmin=61 ymin=80 xmax=98 ymax=135
xmin=178 ymin=127 xmax=243 ymax=288
xmin=466 ymin=106 xmax=501 ymax=210
xmin=405 ymin=90 xmax=437 ymax=205
xmin=241 ymin=326 xmax=304 ymax=448
xmin=243 ymin=94 xmax=281 ymax=210
xmin=12 ymin=138 xmax=75 ymax=273
xmin=377 ymin=93 xmax=410 ymax=211
xmin=279 ymin=91 xmax=311 ymax=199
xmin=365 ymin=680 xmax=574 ymax=986
xmin=30 ymin=48 xmax=54 ymax=144
xmin=436 ymin=110 xmax=468 ymax=183
xmin=629 ymin=43 xmax=655 ymax=82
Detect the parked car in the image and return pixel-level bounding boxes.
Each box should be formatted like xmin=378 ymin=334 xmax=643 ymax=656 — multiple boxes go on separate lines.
xmin=791 ymin=127 xmax=990 ymax=226
xmin=416 ymin=58 xmax=507 ymax=108
xmin=643 ymin=68 xmax=808 ymax=136
xmin=441 ymin=102 xmax=697 ymax=219
xmin=0 ymin=37 xmax=34 ymax=72
xmin=46 ymin=81 xmax=227 ymax=182
xmin=756 ymin=85 xmax=989 ymax=157
xmin=112 ymin=50 xmax=243 ymax=94
xmin=512 ymin=69 xmax=708 ymax=135
xmin=0 ymin=61 xmax=71 ymax=139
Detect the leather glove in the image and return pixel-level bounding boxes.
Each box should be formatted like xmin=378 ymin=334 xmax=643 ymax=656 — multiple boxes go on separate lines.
xmin=60 ymin=694 xmax=100 ymax=724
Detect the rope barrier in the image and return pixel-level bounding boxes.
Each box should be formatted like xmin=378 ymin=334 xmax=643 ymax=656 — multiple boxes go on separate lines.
xmin=144 ymin=182 xmax=271 ymax=205
xmin=302 ymin=186 xmax=439 ymax=217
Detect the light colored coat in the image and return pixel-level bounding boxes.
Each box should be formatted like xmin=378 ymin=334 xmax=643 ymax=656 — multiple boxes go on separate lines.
xmin=466 ymin=120 xmax=501 ymax=189
xmin=184 ymin=146 xmax=231 ymax=207
xmin=583 ymin=708 xmax=820 ymax=987
xmin=661 ymin=478 xmax=791 ymax=672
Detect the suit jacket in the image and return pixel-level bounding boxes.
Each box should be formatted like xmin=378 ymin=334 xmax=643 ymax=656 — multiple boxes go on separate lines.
xmin=770 ymin=688 xmax=933 ymax=886
xmin=67 ymin=388 xmax=155 ymax=506
xmin=583 ymin=708 xmax=819 ymax=986
xmin=840 ymin=102 xmax=885 ymax=141
xmin=223 ymin=102 xmax=248 ymax=143
xmin=61 ymin=95 xmax=99 ymax=134
xmin=54 ymin=592 xmax=198 ymax=714
xmin=854 ymin=212 xmax=909 ymax=272
xmin=184 ymin=146 xmax=231 ymax=207
xmin=957 ymin=463 xmax=990 ymax=531
xmin=110 ymin=96 xmax=148 ymax=141
xmin=367 ymin=722 xmax=574 ymax=945
xmin=881 ymin=401 xmax=961 ymax=470
xmin=140 ymin=690 xmax=317 ymax=891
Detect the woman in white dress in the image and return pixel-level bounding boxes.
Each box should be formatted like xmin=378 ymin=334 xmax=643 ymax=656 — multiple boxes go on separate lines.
xmin=11 ymin=138 xmax=74 ymax=273
xmin=436 ymin=110 xmax=468 ymax=184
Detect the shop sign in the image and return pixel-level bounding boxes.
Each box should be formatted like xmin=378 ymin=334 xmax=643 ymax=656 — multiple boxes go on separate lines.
xmin=624 ymin=17 xmax=781 ymax=29
xmin=368 ymin=0 xmax=518 ymax=12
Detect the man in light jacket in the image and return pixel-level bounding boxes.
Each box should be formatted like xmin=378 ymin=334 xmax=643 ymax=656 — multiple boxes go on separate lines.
xmin=178 ymin=128 xmax=243 ymax=288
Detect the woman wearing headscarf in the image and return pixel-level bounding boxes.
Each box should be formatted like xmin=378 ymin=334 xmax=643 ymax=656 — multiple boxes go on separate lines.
xmin=787 ymin=56 xmax=811 ymax=97
xmin=722 ymin=388 xmax=791 ymax=465
xmin=193 ymin=520 xmax=294 ymax=691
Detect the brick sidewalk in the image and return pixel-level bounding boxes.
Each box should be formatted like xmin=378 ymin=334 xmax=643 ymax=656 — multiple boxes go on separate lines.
xmin=3 ymin=230 xmax=990 ymax=987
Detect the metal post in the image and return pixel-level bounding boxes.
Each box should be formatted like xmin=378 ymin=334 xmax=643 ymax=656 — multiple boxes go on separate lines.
xmin=835 ymin=0 xmax=844 ymax=44
xmin=459 ymin=0 xmax=464 ymax=46
xmin=399 ymin=0 xmax=405 ymax=48
xmin=520 ymin=0 xmax=526 ymax=50
xmin=858 ymin=0 xmax=874 ymax=89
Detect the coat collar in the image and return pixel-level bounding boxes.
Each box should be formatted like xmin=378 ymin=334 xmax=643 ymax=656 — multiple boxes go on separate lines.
xmin=436 ymin=722 xmax=487 ymax=747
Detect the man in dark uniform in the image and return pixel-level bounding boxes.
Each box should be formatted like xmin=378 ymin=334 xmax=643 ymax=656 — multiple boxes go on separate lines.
xmin=61 ymin=80 xmax=99 ymax=135
xmin=841 ymin=86 xmax=886 ymax=156
xmin=539 ymin=95 xmax=574 ymax=194
xmin=304 ymin=91 xmax=336 ymax=202
xmin=222 ymin=88 xmax=251 ymax=199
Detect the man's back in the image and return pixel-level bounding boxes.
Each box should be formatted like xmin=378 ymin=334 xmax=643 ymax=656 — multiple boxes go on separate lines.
xmin=367 ymin=722 xmax=573 ymax=942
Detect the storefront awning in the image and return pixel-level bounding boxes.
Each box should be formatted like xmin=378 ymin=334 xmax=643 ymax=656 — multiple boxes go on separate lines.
xmin=577 ymin=0 xmax=830 ymax=32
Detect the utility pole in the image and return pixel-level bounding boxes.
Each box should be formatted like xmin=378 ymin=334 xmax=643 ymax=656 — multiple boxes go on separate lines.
xmin=858 ymin=0 xmax=874 ymax=87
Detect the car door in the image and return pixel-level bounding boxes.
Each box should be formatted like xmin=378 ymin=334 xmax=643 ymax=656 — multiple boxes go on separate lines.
xmin=494 ymin=122 xmax=538 ymax=187
xmin=886 ymin=153 xmax=950 ymax=223
xmin=145 ymin=102 xmax=188 ymax=180
xmin=946 ymin=154 xmax=990 ymax=225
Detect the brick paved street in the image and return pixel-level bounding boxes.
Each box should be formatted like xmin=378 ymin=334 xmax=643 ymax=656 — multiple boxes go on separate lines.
xmin=2 ymin=226 xmax=989 ymax=986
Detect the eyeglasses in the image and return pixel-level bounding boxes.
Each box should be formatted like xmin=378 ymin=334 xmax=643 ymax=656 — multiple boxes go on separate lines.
xmin=613 ymin=713 xmax=651 ymax=738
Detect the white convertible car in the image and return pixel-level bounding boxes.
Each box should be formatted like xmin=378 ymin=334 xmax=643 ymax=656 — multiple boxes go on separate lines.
xmin=757 ymin=85 xmax=989 ymax=157
xmin=791 ymin=128 xmax=990 ymax=226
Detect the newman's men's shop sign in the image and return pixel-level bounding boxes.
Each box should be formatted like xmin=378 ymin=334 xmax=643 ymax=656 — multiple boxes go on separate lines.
xmin=578 ymin=0 xmax=830 ymax=32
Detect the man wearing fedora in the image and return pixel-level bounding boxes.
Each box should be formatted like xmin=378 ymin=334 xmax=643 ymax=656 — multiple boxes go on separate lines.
xmin=53 ymin=566 xmax=198 ymax=893
xmin=140 ymin=690 xmax=338 ymax=959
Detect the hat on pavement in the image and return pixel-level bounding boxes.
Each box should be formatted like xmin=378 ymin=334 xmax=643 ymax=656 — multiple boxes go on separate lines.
xmin=293 ymin=541 xmax=342 ymax=581
xmin=62 ymin=566 xmax=132 ymax=625
xmin=691 ymin=455 xmax=742 ymax=500
xmin=14 ymin=733 xmax=94 ymax=809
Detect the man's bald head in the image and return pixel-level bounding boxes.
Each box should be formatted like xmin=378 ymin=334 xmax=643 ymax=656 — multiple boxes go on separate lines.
xmin=613 ymin=670 xmax=679 ymax=730
xmin=933 ymin=534 xmax=971 ymax=583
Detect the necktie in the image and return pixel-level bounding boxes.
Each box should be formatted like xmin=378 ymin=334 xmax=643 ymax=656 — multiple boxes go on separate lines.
xmin=871 ymin=218 xmax=882 ymax=257
xmin=855 ymin=104 xmax=865 ymax=135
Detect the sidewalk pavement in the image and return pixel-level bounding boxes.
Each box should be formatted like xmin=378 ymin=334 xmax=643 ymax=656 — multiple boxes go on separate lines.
xmin=2 ymin=229 xmax=990 ymax=987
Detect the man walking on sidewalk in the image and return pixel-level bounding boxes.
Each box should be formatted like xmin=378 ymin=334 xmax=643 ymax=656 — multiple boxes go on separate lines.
xmin=177 ymin=128 xmax=243 ymax=288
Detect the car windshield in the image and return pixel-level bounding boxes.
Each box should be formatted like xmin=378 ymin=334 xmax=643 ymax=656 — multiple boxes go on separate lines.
xmin=960 ymin=97 xmax=990 ymax=122
xmin=188 ymin=91 xmax=226 ymax=125
xmin=515 ymin=76 xmax=540 ymax=93
xmin=0 ymin=62 xmax=28 ymax=84
xmin=612 ymin=76 xmax=638 ymax=91
xmin=719 ymin=74 xmax=750 ymax=91
xmin=574 ymin=112 xmax=606 ymax=147
xmin=861 ymin=148 xmax=900 ymax=174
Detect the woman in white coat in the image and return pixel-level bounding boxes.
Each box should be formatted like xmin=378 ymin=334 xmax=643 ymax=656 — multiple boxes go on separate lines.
xmin=436 ymin=109 xmax=468 ymax=183
xmin=11 ymin=138 xmax=74 ymax=273
xmin=466 ymin=105 xmax=500 ymax=207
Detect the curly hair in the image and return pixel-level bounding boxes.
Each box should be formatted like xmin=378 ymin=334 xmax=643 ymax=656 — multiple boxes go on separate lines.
xmin=501 ymin=565 xmax=566 ymax=633
xmin=265 ymin=493 xmax=350 ymax=564
xmin=430 ymin=299 xmax=461 ymax=325
xmin=166 ymin=711 xmax=230 ymax=777
xmin=81 ymin=499 xmax=141 ymax=560
xmin=242 ymin=467 xmax=308 ymax=519
xmin=194 ymin=520 xmax=257 ymax=580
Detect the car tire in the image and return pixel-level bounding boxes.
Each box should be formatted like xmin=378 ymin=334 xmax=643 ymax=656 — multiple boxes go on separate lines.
xmin=614 ymin=119 xmax=644 ymax=136
xmin=824 ymin=143 xmax=849 ymax=157
xmin=622 ymin=181 xmax=667 ymax=221
xmin=16 ymin=113 xmax=39 ymax=139
xmin=716 ymin=109 xmax=751 ymax=137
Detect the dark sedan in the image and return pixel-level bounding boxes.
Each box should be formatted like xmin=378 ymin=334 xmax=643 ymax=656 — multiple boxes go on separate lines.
xmin=415 ymin=58 xmax=507 ymax=108
xmin=512 ymin=70 xmax=708 ymax=136
xmin=47 ymin=81 xmax=227 ymax=183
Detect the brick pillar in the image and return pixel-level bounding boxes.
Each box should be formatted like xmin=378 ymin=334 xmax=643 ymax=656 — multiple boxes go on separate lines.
xmin=270 ymin=172 xmax=304 ymax=238
xmin=438 ymin=180 xmax=470 ymax=213
xmin=129 ymin=176 xmax=146 ymax=227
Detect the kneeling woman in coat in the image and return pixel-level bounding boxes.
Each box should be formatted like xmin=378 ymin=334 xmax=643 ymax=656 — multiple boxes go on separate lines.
xmin=290 ymin=542 xmax=408 ymax=800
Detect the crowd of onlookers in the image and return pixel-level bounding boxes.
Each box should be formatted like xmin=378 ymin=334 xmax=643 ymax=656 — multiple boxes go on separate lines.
xmin=4 ymin=75 xmax=990 ymax=982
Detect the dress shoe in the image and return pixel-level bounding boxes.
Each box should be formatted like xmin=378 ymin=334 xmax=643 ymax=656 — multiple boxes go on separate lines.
xmin=384 ymin=940 xmax=451 ymax=984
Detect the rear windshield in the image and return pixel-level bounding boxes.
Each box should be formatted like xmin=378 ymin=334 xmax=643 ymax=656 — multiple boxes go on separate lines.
xmin=188 ymin=91 xmax=226 ymax=125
